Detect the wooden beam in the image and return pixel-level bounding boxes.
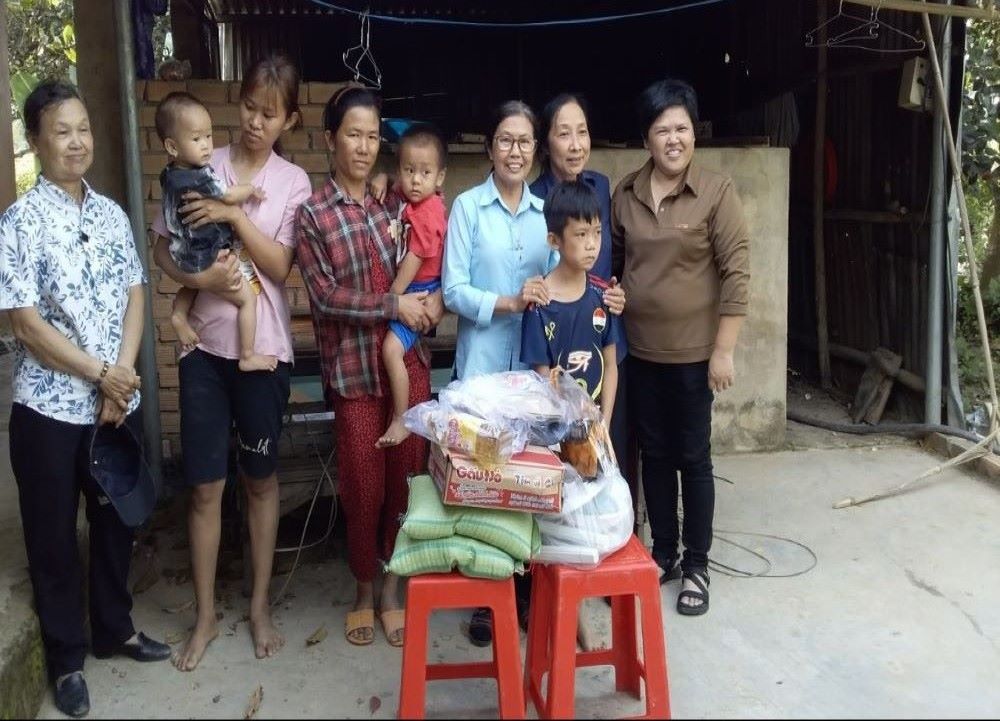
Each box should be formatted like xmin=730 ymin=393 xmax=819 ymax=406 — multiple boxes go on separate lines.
xmin=845 ymin=0 xmax=999 ymax=20
xmin=0 ymin=3 xmax=17 ymax=212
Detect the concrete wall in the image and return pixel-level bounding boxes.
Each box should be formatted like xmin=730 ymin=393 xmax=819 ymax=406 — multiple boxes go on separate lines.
xmin=693 ymin=148 xmax=789 ymax=452
xmin=136 ymin=80 xmax=788 ymax=455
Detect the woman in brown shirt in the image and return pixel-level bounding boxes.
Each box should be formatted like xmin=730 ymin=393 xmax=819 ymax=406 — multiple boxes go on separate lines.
xmin=611 ymin=78 xmax=750 ymax=617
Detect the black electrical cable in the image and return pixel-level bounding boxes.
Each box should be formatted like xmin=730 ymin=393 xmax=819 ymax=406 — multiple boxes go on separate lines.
xmin=786 ymin=409 xmax=984 ymax=444
xmin=672 ymin=477 xmax=820 ymax=580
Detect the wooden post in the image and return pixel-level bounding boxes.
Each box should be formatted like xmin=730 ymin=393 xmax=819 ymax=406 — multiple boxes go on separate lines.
xmin=0 ymin=3 xmax=17 ymax=212
xmin=813 ymin=0 xmax=833 ymax=389
xmin=75 ymin=0 xmax=126 ymax=204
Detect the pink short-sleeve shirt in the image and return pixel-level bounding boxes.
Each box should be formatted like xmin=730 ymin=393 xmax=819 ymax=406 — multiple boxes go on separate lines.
xmin=153 ymin=146 xmax=312 ymax=363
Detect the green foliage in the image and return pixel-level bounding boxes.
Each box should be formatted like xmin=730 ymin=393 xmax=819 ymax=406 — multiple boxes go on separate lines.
xmin=963 ymin=19 xmax=1000 ymax=187
xmin=963 ymin=177 xmax=992 ymax=267
xmin=955 ymin=276 xmax=1000 ymax=405
xmin=6 ymin=0 xmax=76 ymax=119
xmin=958 ymin=20 xmax=1000 ymax=406
xmin=15 ymin=169 xmax=36 ymax=197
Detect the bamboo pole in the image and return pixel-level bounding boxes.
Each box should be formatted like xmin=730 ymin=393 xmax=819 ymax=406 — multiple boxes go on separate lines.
xmin=814 ymin=0 xmax=833 ymax=389
xmin=845 ymin=0 xmax=999 ymax=20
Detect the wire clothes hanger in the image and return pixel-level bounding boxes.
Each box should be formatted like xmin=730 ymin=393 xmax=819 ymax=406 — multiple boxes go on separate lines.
xmin=806 ymin=0 xmax=878 ymax=47
xmin=342 ymin=9 xmax=383 ymax=88
xmin=806 ymin=1 xmax=926 ymax=53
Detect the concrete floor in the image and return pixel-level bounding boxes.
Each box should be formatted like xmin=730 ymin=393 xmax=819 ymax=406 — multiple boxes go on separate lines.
xmin=18 ymin=433 xmax=1000 ymax=719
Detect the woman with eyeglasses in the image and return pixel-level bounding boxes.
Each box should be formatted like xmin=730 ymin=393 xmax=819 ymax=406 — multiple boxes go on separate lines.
xmin=442 ymin=100 xmax=552 ymax=647
xmin=443 ymin=100 xmax=624 ymax=647
xmin=443 ymin=100 xmax=553 ymax=387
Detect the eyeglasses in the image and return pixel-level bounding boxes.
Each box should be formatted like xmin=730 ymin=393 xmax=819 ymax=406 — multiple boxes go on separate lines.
xmin=494 ymin=135 xmax=536 ymax=153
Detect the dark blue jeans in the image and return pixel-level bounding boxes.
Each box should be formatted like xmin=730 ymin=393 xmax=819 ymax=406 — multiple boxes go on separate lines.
xmin=629 ymin=357 xmax=715 ymax=573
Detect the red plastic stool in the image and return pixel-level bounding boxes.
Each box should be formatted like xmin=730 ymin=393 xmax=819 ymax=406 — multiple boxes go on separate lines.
xmin=399 ymin=572 xmax=525 ymax=719
xmin=524 ymin=535 xmax=671 ymax=719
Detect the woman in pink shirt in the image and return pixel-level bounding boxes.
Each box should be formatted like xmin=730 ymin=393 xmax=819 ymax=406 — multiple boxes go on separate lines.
xmin=152 ymin=55 xmax=311 ymax=671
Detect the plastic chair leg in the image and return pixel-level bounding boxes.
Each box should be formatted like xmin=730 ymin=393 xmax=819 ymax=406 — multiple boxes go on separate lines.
xmin=524 ymin=568 xmax=551 ymax=713
xmin=492 ymin=599 xmax=527 ymax=719
xmin=398 ymin=597 xmax=429 ymax=719
xmin=544 ymin=585 xmax=581 ymax=719
xmin=638 ymin=587 xmax=671 ymax=719
xmin=610 ymin=594 xmax=642 ymax=697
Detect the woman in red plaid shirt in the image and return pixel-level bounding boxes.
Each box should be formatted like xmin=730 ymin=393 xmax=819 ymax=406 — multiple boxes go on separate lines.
xmin=295 ymin=86 xmax=443 ymax=647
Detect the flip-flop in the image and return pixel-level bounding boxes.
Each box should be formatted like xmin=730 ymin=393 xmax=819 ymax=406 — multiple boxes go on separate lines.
xmin=379 ymin=609 xmax=406 ymax=647
xmin=345 ymin=608 xmax=375 ymax=646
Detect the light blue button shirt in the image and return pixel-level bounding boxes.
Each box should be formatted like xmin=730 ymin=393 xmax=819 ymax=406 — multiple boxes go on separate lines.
xmin=443 ymin=174 xmax=558 ymax=379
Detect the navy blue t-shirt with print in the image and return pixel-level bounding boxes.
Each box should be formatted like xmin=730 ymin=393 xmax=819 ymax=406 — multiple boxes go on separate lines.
xmin=520 ymin=275 xmax=625 ymax=404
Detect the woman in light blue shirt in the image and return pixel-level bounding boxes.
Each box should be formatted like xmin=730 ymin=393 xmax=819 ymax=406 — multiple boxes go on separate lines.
xmin=443 ymin=100 xmax=554 ymax=648
xmin=443 ymin=100 xmax=556 ymax=380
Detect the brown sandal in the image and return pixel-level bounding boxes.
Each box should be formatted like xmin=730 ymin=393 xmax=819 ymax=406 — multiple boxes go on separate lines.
xmin=378 ymin=609 xmax=406 ymax=647
xmin=345 ymin=608 xmax=375 ymax=646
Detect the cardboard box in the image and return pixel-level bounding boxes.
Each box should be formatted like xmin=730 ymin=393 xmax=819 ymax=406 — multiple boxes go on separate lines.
xmin=429 ymin=443 xmax=563 ymax=514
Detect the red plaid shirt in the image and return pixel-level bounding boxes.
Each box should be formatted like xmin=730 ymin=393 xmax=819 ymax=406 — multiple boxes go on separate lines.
xmin=296 ymin=178 xmax=429 ymax=401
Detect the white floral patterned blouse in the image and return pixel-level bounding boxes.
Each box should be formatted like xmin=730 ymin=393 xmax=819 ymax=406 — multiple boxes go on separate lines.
xmin=0 ymin=176 xmax=146 ymax=424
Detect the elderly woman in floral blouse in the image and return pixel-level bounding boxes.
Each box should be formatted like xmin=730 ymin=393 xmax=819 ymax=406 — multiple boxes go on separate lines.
xmin=0 ymin=81 xmax=170 ymax=719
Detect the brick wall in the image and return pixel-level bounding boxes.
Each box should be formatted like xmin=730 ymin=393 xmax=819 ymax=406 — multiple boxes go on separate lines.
xmin=137 ymin=79 xmax=348 ymax=459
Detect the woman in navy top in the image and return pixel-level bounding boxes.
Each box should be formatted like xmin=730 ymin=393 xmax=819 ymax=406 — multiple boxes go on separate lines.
xmin=529 ymin=93 xmax=613 ymax=282
xmin=531 ymin=93 xmax=634 ymax=511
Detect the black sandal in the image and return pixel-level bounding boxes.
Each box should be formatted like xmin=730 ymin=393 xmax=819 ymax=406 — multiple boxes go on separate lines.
xmin=677 ymin=570 xmax=710 ymax=616
xmin=659 ymin=557 xmax=682 ymax=586
xmin=468 ymin=607 xmax=493 ymax=647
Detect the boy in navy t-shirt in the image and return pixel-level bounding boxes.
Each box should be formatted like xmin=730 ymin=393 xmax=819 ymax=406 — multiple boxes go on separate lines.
xmin=521 ymin=179 xmax=625 ymax=424
xmin=520 ymin=178 xmax=626 ymax=650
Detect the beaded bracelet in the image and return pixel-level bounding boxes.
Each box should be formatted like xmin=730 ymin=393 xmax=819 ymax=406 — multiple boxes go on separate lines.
xmin=97 ymin=360 xmax=109 ymax=385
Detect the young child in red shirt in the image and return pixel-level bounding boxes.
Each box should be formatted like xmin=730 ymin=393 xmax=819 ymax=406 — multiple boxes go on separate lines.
xmin=376 ymin=124 xmax=447 ymax=448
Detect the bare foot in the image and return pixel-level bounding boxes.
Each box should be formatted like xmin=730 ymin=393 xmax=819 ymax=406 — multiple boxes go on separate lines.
xmin=171 ymin=313 xmax=200 ymax=353
xmin=375 ymin=416 xmax=411 ymax=449
xmin=250 ymin=611 xmax=285 ymax=659
xmin=239 ymin=354 xmax=278 ymax=373
xmin=172 ymin=618 xmax=219 ymax=672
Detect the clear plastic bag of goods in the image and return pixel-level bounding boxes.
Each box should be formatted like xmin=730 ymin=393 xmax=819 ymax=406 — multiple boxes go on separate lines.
xmin=533 ymin=464 xmax=634 ymax=569
xmin=403 ymin=400 xmax=529 ymax=467
xmin=548 ymin=369 xmax=618 ymax=479
xmin=438 ymin=371 xmax=573 ymax=447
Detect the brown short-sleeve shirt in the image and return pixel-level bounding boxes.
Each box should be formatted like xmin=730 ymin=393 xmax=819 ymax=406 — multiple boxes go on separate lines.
xmin=611 ymin=159 xmax=750 ymax=364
